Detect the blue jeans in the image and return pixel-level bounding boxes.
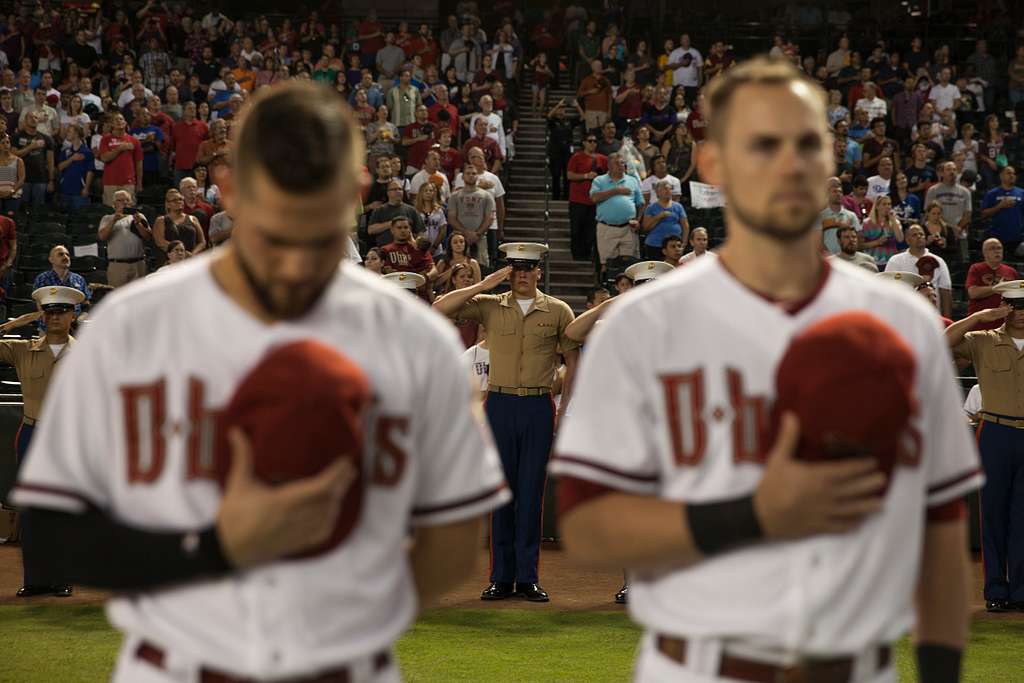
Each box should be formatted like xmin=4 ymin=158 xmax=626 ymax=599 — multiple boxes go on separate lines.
xmin=22 ymin=182 xmax=47 ymax=207
xmin=61 ymin=194 xmax=91 ymax=212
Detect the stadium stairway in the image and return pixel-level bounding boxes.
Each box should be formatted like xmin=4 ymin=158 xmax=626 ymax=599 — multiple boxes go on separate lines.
xmin=503 ymin=83 xmax=594 ymax=313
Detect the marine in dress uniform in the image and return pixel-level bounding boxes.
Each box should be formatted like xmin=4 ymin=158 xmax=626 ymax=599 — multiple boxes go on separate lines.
xmin=0 ymin=285 xmax=84 ymax=597
xmin=949 ymin=280 xmax=1024 ymax=612
xmin=433 ymin=243 xmax=579 ymax=602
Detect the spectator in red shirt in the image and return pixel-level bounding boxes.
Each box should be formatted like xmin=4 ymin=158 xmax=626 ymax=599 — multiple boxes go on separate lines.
xmin=435 ymin=128 xmax=463 ymax=182
xmin=966 ymin=238 xmax=1020 ymax=329
xmin=381 ymin=215 xmax=434 ymax=298
xmin=179 ymin=176 xmax=215 ymax=240
xmin=613 ymin=66 xmax=644 ymax=131
xmin=461 ymin=117 xmax=503 ymax=174
xmin=685 ymin=92 xmax=707 ymax=142
xmin=357 ymin=10 xmax=385 ymax=69
xmin=412 ymin=24 xmax=440 ymax=69
xmin=98 ymin=112 xmax=143 ymax=206
xmin=428 ymin=85 xmax=460 ymax=139
xmin=0 ymin=214 xmax=16 ymax=305
xmin=171 ymin=101 xmax=209 ymax=185
xmin=567 ymin=134 xmax=608 ymax=264
xmin=401 ymin=105 xmax=435 ymax=175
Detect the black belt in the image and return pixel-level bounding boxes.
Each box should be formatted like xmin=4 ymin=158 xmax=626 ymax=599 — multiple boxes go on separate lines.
xmin=108 ymin=257 xmax=144 ymax=264
xmin=599 ymin=221 xmax=631 ymax=227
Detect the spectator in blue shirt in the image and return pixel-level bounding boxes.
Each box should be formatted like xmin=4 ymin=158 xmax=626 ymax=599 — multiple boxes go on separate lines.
xmin=33 ymin=245 xmax=92 ymax=328
xmin=129 ymin=108 xmax=165 ymax=187
xmin=591 ymin=152 xmax=644 ymax=275
xmin=833 ymin=119 xmax=862 ymax=169
xmin=849 ymin=108 xmax=872 ymax=142
xmin=56 ymin=124 xmax=94 ymax=212
xmin=981 ymin=166 xmax=1024 ymax=254
xmin=640 ymin=179 xmax=689 ymax=260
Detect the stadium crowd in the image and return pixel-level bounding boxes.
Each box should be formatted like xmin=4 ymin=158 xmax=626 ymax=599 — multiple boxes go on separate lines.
xmin=0 ymin=2 xmax=1016 ymax=329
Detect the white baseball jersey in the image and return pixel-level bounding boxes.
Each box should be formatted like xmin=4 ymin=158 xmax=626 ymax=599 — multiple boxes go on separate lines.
xmin=13 ymin=255 xmax=509 ymax=679
xmin=551 ymin=256 xmax=982 ymax=655
xmin=462 ymin=343 xmax=490 ymax=393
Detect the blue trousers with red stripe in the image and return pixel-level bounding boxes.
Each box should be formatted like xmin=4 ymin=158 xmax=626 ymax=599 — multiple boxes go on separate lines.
xmin=485 ymin=392 xmax=554 ymax=585
xmin=978 ymin=420 xmax=1024 ymax=602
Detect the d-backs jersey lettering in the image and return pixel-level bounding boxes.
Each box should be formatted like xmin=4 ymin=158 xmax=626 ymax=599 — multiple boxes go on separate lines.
xmin=551 ymin=257 xmax=982 ymax=654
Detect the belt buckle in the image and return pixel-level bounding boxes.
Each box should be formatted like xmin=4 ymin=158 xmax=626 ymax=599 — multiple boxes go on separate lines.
xmin=775 ymin=664 xmax=809 ymax=683
xmin=516 ymin=387 xmax=529 ymax=397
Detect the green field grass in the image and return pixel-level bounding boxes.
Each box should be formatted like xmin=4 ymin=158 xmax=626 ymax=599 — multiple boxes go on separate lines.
xmin=0 ymin=606 xmax=1022 ymax=682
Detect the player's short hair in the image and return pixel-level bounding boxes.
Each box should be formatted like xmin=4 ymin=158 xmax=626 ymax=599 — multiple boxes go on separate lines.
xmin=165 ymin=239 xmax=184 ymax=253
xmin=390 ymin=216 xmax=411 ymax=228
xmin=870 ymin=116 xmax=886 ymax=128
xmin=234 ymin=81 xmax=364 ymax=196
xmin=704 ymin=56 xmax=825 ymax=142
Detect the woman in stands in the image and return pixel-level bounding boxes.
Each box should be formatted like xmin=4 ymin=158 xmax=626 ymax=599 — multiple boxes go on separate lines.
xmin=861 ymin=194 xmax=905 ymax=268
xmin=153 ymin=189 xmax=206 ymax=265
xmin=661 ymin=124 xmax=697 ymax=187
xmin=415 ymin=183 xmax=448 ymax=260
xmin=444 ymin=262 xmax=481 ymax=348
xmin=363 ymin=247 xmax=385 ymax=275
xmin=0 ymin=133 xmax=25 ymax=216
xmin=922 ymin=200 xmax=958 ymax=261
xmin=889 ymin=171 xmax=922 ymax=227
xmin=430 ymin=232 xmax=480 ymax=294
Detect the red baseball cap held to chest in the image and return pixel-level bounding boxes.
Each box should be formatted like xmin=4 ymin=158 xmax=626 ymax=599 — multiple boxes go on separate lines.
xmin=772 ymin=311 xmax=918 ymax=487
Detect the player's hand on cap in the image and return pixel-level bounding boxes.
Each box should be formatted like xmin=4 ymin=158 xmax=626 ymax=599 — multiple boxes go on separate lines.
xmin=216 ymin=428 xmax=358 ymax=567
xmin=480 ymin=266 xmax=513 ymax=290
xmin=753 ymin=413 xmax=888 ymax=539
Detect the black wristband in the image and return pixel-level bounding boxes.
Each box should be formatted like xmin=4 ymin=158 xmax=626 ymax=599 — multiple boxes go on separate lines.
xmin=916 ymin=644 xmax=962 ymax=683
xmin=685 ymin=495 xmax=763 ymax=556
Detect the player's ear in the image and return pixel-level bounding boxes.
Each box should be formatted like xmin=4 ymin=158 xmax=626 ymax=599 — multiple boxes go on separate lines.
xmin=696 ymin=139 xmax=722 ymax=187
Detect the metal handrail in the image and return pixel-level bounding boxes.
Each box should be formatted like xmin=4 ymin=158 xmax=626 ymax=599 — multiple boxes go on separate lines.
xmin=543 ymin=119 xmax=551 ymax=294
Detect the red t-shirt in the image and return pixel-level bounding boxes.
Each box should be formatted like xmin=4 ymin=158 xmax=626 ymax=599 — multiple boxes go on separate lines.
xmin=171 ymin=119 xmax=209 ymax=171
xmin=149 ymin=110 xmax=175 ymax=153
xmin=185 ymin=198 xmax=215 ymax=239
xmin=437 ymin=147 xmax=463 ymax=182
xmin=402 ymin=123 xmax=435 ymax=171
xmin=382 ymin=241 xmax=433 ymax=274
xmin=428 ymin=103 xmax=460 ymax=138
xmin=0 ymin=215 xmax=16 ymax=274
xmin=100 ymin=134 xmax=143 ymax=186
xmin=966 ymin=262 xmax=1019 ymax=328
xmin=357 ymin=21 xmax=384 ymax=55
xmin=461 ymin=136 xmax=503 ymax=166
xmin=615 ymin=87 xmax=644 ymax=120
xmin=686 ymin=110 xmax=707 ymax=143
xmin=567 ymin=152 xmax=608 ymax=205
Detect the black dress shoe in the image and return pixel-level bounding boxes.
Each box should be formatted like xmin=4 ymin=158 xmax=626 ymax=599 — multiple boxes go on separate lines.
xmin=53 ymin=585 xmax=73 ymax=597
xmin=516 ymin=583 xmax=549 ymax=602
xmin=481 ymin=582 xmax=515 ymax=600
xmin=16 ymin=585 xmax=53 ymax=597
xmin=614 ymin=584 xmax=628 ymax=604
xmin=1010 ymin=601 xmax=1024 ymax=612
xmin=986 ymin=599 xmax=1011 ymax=612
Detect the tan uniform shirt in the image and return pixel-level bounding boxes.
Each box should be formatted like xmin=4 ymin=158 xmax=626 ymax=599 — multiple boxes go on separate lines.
xmin=0 ymin=336 xmax=75 ymax=421
xmin=953 ymin=326 xmax=1024 ymax=417
xmin=455 ymin=291 xmax=578 ymax=389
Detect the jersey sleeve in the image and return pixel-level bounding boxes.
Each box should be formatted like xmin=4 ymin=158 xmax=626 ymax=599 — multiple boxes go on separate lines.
xmin=917 ymin=318 xmax=984 ymax=508
xmin=550 ymin=304 xmax=661 ymax=494
xmin=11 ymin=305 xmax=119 ymax=513
xmin=410 ymin=321 xmax=509 ymax=526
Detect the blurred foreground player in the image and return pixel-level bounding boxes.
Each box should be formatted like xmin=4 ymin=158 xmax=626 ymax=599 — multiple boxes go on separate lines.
xmin=12 ymin=82 xmax=509 ymax=683
xmin=552 ymin=58 xmax=981 ymax=683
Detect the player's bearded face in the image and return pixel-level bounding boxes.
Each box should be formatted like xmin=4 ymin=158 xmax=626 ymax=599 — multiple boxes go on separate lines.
xmin=233 ymin=170 xmax=357 ymax=320
xmin=710 ymin=83 xmax=831 ymax=243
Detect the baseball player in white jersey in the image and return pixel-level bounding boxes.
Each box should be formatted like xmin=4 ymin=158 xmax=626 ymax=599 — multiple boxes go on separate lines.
xmin=551 ymin=58 xmax=982 ymax=683
xmin=12 ymin=82 xmax=509 ymax=682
